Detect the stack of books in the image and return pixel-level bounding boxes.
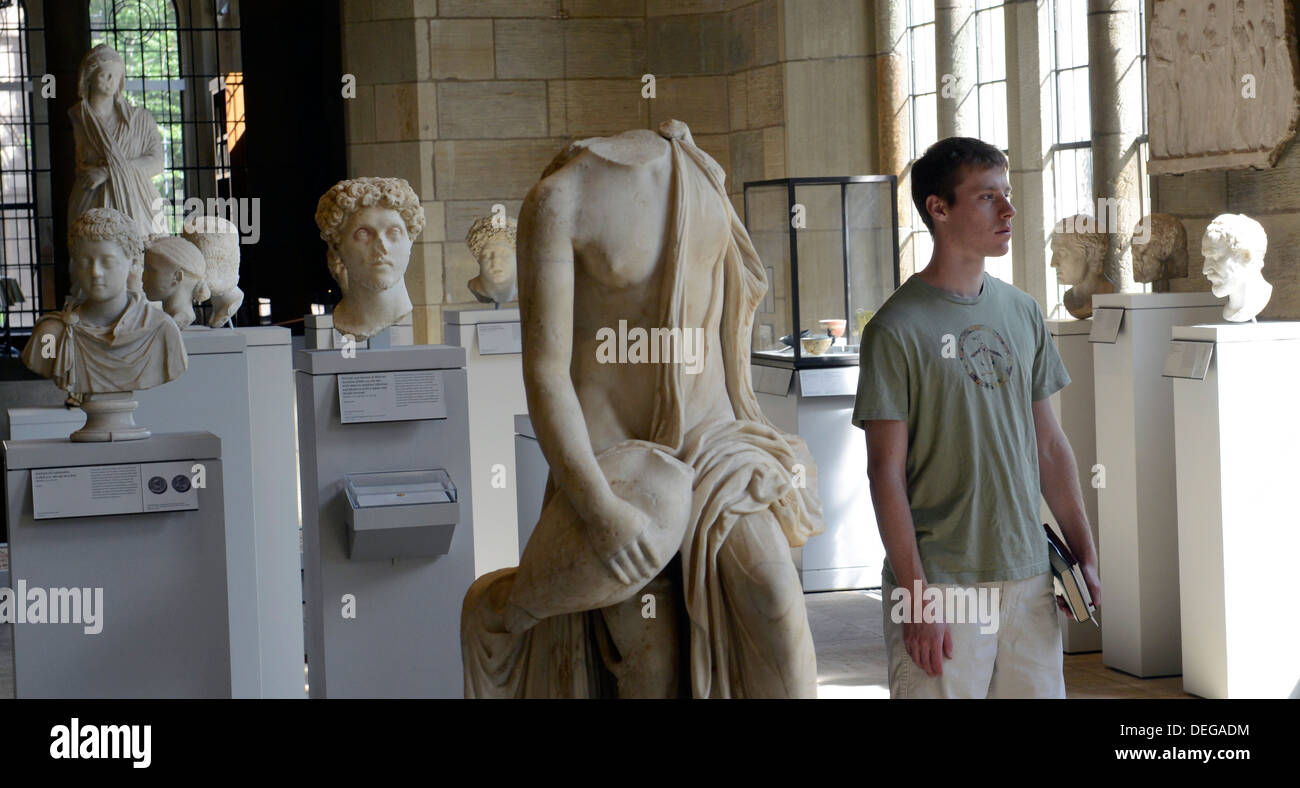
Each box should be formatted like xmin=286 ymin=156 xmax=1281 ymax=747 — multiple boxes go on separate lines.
xmin=1044 ymin=523 xmax=1098 ymax=626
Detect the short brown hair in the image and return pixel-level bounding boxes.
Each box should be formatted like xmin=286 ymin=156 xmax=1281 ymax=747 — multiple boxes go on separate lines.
xmin=911 ymin=137 xmax=1009 ymax=232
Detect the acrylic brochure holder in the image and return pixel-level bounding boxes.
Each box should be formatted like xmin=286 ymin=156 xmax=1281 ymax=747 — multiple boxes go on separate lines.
xmin=343 ymin=469 xmax=459 ymax=560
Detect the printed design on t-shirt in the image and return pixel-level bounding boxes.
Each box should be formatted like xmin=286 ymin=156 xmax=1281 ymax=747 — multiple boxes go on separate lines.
xmin=957 ymin=324 xmax=1015 ymax=389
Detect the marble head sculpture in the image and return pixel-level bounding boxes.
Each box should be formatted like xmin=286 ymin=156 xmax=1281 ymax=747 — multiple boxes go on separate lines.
xmin=183 ymin=215 xmax=244 ymax=327
xmin=461 ymin=120 xmax=825 ymax=698
xmin=1131 ymin=213 xmax=1188 ymax=283
xmin=315 ymin=177 xmax=425 ymax=340
xmin=144 ymin=235 xmax=208 ymax=329
xmin=1202 ymin=213 xmax=1272 ymax=322
xmin=465 ymin=215 xmax=519 ymax=305
xmin=1051 ymin=214 xmax=1115 ymax=319
xmin=69 ymin=44 xmax=168 ymax=241
xmin=23 ymin=207 xmax=187 ymax=441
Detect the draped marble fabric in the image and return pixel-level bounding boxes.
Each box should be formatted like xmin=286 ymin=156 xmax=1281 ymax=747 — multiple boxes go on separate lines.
xmin=68 ymin=100 xmax=167 ymax=240
xmin=461 ymin=122 xmax=823 ymax=698
xmin=22 ymin=291 xmax=187 ymax=394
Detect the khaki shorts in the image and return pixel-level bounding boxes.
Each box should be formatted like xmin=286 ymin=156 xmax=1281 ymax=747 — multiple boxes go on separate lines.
xmin=881 ymin=571 xmax=1066 ymax=699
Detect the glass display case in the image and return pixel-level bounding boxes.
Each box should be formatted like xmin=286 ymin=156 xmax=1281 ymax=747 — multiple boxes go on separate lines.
xmin=743 ymin=176 xmax=900 ymax=368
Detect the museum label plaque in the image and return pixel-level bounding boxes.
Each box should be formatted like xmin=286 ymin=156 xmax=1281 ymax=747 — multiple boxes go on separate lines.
xmin=337 ymin=370 xmax=447 ymax=424
xmin=31 ymin=460 xmax=201 ymax=520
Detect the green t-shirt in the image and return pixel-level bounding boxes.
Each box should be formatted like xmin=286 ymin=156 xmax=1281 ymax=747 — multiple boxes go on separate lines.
xmin=852 ymin=272 xmax=1070 ymax=585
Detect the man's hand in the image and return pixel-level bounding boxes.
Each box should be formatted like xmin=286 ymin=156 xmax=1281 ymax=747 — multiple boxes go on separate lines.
xmin=1054 ymin=560 xmax=1101 ymax=616
xmin=903 ymin=619 xmax=953 ymax=678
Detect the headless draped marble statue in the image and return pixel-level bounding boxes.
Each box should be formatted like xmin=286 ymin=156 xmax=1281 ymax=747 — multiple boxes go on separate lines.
xmin=68 ymin=44 xmax=168 ymax=242
xmin=315 ymin=177 xmax=425 ymax=340
xmin=23 ymin=208 xmax=187 ymax=441
xmin=461 ymin=120 xmax=825 ymax=698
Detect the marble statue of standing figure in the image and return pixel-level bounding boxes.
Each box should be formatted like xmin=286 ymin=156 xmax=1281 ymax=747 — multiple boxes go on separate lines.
xmin=315 ymin=177 xmax=425 ymax=341
xmin=461 ymin=120 xmax=825 ymax=698
xmin=23 ymin=208 xmax=187 ymax=441
xmin=68 ymin=44 xmax=168 ymax=242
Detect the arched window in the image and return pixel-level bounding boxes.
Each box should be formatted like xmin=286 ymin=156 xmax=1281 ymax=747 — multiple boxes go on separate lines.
xmin=88 ymin=0 xmax=185 ymax=233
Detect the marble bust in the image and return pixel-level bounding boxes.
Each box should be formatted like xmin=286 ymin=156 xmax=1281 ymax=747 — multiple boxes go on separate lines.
xmin=1131 ymin=213 xmax=1188 ymax=285
xmin=1202 ymin=213 xmax=1272 ymax=322
xmin=68 ymin=44 xmax=168 ymax=242
xmin=183 ymin=215 xmax=244 ymax=327
xmin=1051 ymin=215 xmax=1115 ymax=319
xmin=461 ymin=120 xmax=824 ymax=698
xmin=465 ymin=215 xmax=518 ymax=305
xmin=315 ymin=177 xmax=425 ymax=340
xmin=143 ymin=235 xmax=208 ymax=329
xmin=23 ymin=208 xmax=187 ymax=441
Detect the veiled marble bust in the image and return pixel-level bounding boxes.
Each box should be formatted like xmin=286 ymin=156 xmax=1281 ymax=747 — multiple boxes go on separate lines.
xmin=144 ymin=234 xmax=208 ymax=329
xmin=466 ymin=215 xmax=518 ymax=305
xmin=1051 ymin=215 xmax=1115 ymax=319
xmin=183 ymin=215 xmax=244 ymax=327
xmin=23 ymin=208 xmax=187 ymax=441
xmin=315 ymin=177 xmax=425 ymax=340
xmin=1202 ymin=213 xmax=1272 ymax=322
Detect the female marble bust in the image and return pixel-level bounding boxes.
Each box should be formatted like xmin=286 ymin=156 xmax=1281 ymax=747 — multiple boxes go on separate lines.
xmin=68 ymin=44 xmax=168 ymax=241
xmin=23 ymin=208 xmax=187 ymax=441
xmin=315 ymin=177 xmax=425 ymax=340
xmin=465 ymin=215 xmax=518 ymax=305
xmin=144 ymin=235 xmax=208 ymax=329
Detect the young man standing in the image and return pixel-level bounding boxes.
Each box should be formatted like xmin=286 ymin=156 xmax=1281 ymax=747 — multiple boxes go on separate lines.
xmin=854 ymin=137 xmax=1101 ymax=698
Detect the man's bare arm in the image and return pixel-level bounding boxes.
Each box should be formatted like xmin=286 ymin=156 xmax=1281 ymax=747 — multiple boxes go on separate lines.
xmin=1032 ymin=398 xmax=1101 ymax=606
xmin=864 ymin=420 xmax=950 ymax=677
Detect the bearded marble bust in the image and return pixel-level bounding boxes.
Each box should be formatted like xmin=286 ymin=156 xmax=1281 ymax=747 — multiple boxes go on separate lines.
xmin=23 ymin=208 xmax=187 ymax=441
xmin=1202 ymin=213 xmax=1272 ymax=322
xmin=465 ymin=214 xmax=518 ymax=305
xmin=314 ymin=177 xmax=425 ymax=340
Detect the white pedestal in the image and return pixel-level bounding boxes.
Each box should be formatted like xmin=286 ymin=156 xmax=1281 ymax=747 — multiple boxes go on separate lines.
xmin=3 ymin=432 xmax=230 ymax=698
xmin=1043 ymin=319 xmax=1102 ymax=653
xmin=7 ymin=407 xmax=86 ymax=440
xmin=513 ymin=414 xmax=547 ymax=556
xmin=444 ymin=308 xmax=527 ymax=577
xmin=235 ymin=327 xmax=305 ymax=699
xmin=753 ymin=364 xmax=883 ymax=591
xmin=1091 ymin=292 xmax=1224 ymax=677
xmin=1171 ymin=322 xmax=1300 ymax=698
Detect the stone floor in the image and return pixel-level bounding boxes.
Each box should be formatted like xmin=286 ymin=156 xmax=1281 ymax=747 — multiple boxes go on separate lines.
xmin=0 ymin=583 xmax=1191 ymax=700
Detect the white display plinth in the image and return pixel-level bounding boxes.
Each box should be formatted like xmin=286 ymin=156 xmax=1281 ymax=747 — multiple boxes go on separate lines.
xmin=1171 ymin=322 xmax=1300 ymax=698
xmin=1043 ymin=319 xmax=1102 ymax=653
xmin=514 ymin=414 xmax=547 ymax=557
xmin=3 ymin=432 xmax=230 ymax=698
xmin=7 ymin=406 xmax=85 ymax=440
xmin=235 ymin=327 xmax=305 ymax=699
xmin=753 ymin=363 xmax=883 ymax=591
xmin=1091 ymin=292 xmax=1224 ymax=677
xmin=444 ymin=308 xmax=527 ymax=577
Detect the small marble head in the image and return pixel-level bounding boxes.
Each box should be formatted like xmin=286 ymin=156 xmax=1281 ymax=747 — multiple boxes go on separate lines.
xmin=315 ymin=177 xmax=425 ymax=294
xmin=1202 ymin=213 xmax=1267 ymax=297
xmin=1131 ymin=213 xmax=1188 ymax=282
xmin=1050 ymin=214 xmax=1106 ymax=286
xmin=67 ymin=207 xmax=144 ymax=308
xmin=465 ymin=214 xmax=519 ymax=305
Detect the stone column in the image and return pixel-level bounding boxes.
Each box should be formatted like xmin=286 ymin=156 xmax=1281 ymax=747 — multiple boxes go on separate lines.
xmin=1087 ymin=0 xmax=1144 ymax=292
xmin=935 ymin=0 xmax=977 ymax=138
xmin=1004 ymin=0 xmax=1053 ymax=308
xmin=875 ymin=0 xmax=911 ymax=278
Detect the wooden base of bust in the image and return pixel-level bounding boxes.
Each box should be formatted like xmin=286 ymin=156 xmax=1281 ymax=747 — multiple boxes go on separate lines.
xmin=71 ymin=391 xmax=150 ymax=442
